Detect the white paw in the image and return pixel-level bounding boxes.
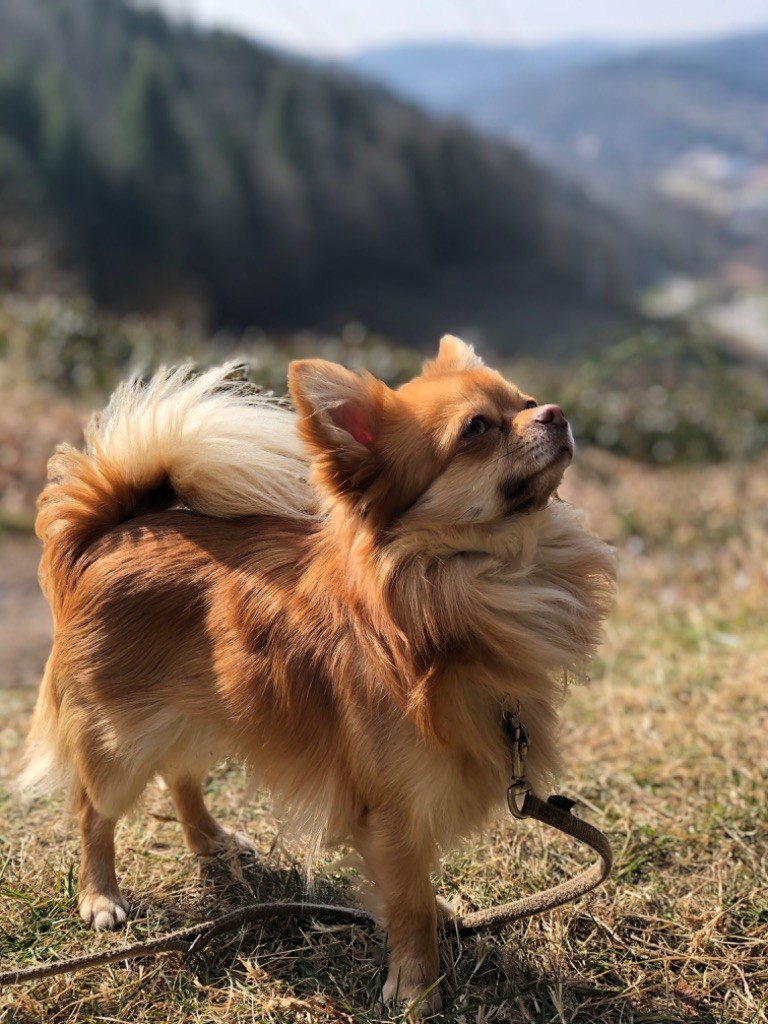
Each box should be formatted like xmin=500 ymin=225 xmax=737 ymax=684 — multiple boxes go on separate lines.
xmin=435 ymin=894 xmax=457 ymax=924
xmin=194 ymin=828 xmax=258 ymax=857
xmin=196 ymin=823 xmax=260 ymax=856
xmin=79 ymin=890 xmax=130 ymax=930
xmin=383 ymin=966 xmax=442 ymax=1020
xmin=226 ymin=830 xmax=259 ymax=855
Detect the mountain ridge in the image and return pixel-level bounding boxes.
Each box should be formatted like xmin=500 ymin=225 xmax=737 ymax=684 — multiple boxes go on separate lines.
xmin=348 ymin=30 xmax=768 ymax=278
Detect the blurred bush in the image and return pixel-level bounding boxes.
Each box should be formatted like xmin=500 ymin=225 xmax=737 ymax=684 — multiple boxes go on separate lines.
xmin=0 ymin=295 xmax=421 ymax=395
xmin=1 ymin=295 xmax=765 ymax=466
xmin=516 ymin=331 xmax=768 ymax=463
xmin=0 ymin=295 xmax=203 ymax=392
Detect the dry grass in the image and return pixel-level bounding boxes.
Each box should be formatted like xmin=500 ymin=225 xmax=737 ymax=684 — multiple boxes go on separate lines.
xmin=1 ymin=451 xmax=767 ymax=1023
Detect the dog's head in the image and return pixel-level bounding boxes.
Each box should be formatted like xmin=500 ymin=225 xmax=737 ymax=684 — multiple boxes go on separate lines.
xmin=288 ymin=335 xmax=573 ymax=531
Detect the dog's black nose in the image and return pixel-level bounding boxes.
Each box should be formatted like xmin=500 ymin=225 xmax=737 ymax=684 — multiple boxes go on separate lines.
xmin=533 ymin=404 xmax=567 ymax=427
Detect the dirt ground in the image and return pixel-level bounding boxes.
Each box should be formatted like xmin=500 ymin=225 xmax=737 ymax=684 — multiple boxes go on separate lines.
xmin=0 ymin=532 xmax=50 ymax=691
xmin=0 ymin=380 xmax=84 ymax=692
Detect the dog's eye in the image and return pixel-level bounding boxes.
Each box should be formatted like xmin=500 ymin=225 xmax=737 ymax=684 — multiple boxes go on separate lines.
xmin=524 ymin=399 xmax=538 ymax=409
xmin=462 ymin=416 xmax=491 ymax=438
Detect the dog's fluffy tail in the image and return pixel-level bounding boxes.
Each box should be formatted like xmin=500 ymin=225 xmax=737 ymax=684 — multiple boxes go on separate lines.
xmin=36 ymin=363 xmax=316 ymax=590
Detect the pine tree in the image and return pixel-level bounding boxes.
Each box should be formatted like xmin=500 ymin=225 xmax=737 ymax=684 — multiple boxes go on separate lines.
xmin=116 ymin=44 xmax=194 ymax=254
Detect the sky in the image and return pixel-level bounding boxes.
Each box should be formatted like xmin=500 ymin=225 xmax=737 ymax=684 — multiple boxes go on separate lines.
xmin=157 ymin=0 xmax=768 ymax=56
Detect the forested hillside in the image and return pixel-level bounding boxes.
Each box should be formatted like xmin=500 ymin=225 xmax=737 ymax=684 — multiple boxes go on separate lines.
xmin=0 ymin=0 xmax=639 ymax=334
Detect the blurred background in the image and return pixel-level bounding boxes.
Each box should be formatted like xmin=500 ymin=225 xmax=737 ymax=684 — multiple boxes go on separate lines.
xmin=0 ymin=0 xmax=766 ymax=525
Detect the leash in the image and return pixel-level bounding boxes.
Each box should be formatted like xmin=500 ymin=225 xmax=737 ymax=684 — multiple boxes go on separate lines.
xmin=0 ymin=713 xmax=612 ymax=987
xmin=455 ymin=712 xmax=612 ymax=932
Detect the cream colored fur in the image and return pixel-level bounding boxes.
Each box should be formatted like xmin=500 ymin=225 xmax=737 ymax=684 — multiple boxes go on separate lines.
xmin=54 ymin=362 xmax=316 ymax=524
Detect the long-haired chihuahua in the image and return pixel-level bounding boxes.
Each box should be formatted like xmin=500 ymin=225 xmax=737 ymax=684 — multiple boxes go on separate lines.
xmin=23 ymin=336 xmax=615 ymax=1016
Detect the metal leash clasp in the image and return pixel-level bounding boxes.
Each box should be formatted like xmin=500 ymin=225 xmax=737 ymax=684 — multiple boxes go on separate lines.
xmin=503 ymin=711 xmax=532 ymax=819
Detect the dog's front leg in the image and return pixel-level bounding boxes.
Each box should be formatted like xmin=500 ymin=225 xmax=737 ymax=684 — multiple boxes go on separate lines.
xmin=355 ymin=807 xmax=441 ymax=1019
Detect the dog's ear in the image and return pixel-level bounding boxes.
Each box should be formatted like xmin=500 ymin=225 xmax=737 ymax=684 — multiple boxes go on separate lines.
xmin=423 ymin=334 xmax=485 ymax=375
xmin=288 ymin=359 xmax=389 ymax=501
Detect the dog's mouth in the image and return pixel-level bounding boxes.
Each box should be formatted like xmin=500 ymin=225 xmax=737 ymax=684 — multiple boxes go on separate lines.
xmin=500 ymin=442 xmax=573 ymax=516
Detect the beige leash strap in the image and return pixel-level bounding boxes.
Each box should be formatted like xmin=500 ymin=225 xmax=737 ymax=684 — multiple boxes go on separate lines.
xmin=455 ymin=710 xmax=613 ymax=932
xmin=453 ymin=790 xmax=613 ymax=933
xmin=0 ymin=903 xmax=373 ymax=986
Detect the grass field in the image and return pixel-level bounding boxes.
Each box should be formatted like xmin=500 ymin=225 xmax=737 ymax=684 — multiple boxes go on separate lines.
xmin=1 ymin=443 xmax=766 ymax=1023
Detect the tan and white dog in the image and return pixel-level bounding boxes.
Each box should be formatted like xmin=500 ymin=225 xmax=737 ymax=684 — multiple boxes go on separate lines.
xmin=23 ymin=336 xmax=615 ymax=1016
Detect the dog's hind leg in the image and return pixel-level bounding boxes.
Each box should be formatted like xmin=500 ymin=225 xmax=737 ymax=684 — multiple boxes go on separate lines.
xmin=77 ymin=791 xmax=130 ymax=930
xmin=163 ymin=774 xmax=229 ymax=855
xmin=162 ymin=773 xmax=256 ymax=856
xmin=74 ymin=720 xmax=163 ymax=930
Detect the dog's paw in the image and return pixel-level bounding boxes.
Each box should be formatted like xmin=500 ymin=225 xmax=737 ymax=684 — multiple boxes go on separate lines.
xmin=435 ymin=894 xmax=457 ymax=924
xmin=383 ymin=965 xmax=442 ymax=1020
xmin=194 ymin=828 xmax=258 ymax=857
xmin=79 ymin=890 xmax=130 ymax=930
xmin=225 ymin=830 xmax=259 ymax=855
